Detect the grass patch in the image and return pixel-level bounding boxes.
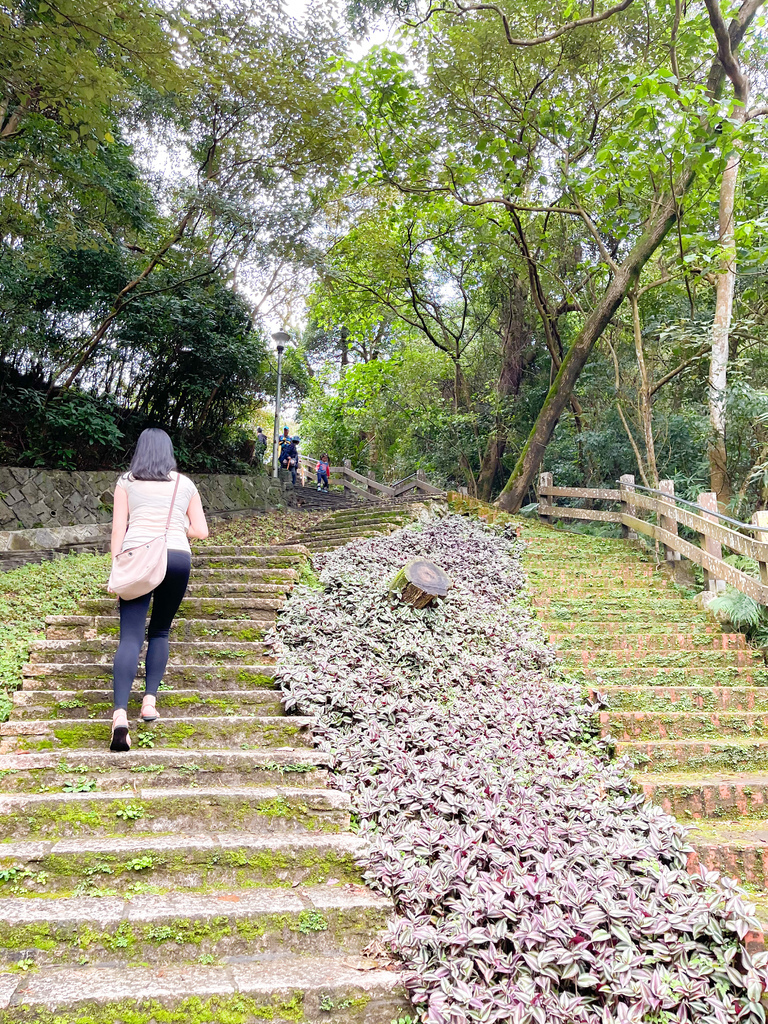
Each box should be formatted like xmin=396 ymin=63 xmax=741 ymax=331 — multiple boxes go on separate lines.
xmin=0 ymin=552 xmax=110 ymax=718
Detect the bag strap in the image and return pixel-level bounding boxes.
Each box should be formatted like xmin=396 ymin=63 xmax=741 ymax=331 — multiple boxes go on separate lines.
xmin=164 ymin=473 xmax=182 ymax=535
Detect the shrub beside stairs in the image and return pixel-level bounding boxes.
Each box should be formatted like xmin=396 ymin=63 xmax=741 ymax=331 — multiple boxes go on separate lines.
xmin=0 ymin=506 xmax=424 ymax=1022
xmin=448 ymin=494 xmax=768 ymax=949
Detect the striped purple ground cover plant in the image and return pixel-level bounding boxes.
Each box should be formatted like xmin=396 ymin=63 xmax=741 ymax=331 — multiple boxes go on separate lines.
xmin=271 ymin=512 xmax=768 ymax=1024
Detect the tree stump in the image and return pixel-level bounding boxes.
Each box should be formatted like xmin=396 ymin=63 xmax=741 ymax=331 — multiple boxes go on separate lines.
xmin=390 ymin=559 xmax=451 ymax=608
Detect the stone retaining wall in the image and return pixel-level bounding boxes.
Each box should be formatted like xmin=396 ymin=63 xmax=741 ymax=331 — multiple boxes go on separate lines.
xmin=0 ymin=468 xmax=280 ymax=531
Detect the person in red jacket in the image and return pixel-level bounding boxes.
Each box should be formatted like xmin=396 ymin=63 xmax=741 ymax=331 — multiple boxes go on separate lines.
xmin=316 ymin=454 xmax=330 ymax=491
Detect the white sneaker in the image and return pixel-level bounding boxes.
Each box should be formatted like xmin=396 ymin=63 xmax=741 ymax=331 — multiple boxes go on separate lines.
xmin=317 ymin=484 xmax=322 ymax=491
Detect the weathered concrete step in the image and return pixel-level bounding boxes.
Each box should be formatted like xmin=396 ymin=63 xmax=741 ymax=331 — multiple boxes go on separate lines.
xmin=571 ymin=665 xmax=768 ymax=686
xmin=686 ymin=821 xmax=768 ymax=887
xmin=0 ymin=747 xmax=327 ymax=792
xmin=0 ymin=833 xmax=365 ymax=893
xmin=0 ymin=786 xmax=349 ymax=839
xmin=549 ymin=632 xmax=746 ymax=652
xmin=196 ymin=544 xmax=309 ymax=556
xmin=0 ymin=885 xmax=390 ymax=965
xmin=11 ymin=688 xmax=284 ymax=720
xmin=0 ymin=715 xmax=312 ymax=753
xmin=620 ymin=738 xmax=768 ymax=773
xmin=46 ymin=616 xmax=273 ymax=642
xmin=602 ymin=709 xmax=768 ymax=741
xmin=22 ymin=663 xmax=276 ymax=691
xmin=0 ymin=956 xmax=409 ymax=1021
xmin=595 ymin=685 xmax=768 ymax=713
xmin=636 ymin=771 xmax=768 ymax=819
xmin=567 ymin=648 xmax=760 ymax=669
xmin=29 ymin=640 xmax=270 ymax=665
xmin=80 ymin=597 xmax=282 ymax=619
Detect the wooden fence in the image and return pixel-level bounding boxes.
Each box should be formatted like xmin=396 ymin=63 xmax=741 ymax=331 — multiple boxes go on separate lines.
xmin=297 ymin=456 xmax=444 ymax=502
xmin=537 ymin=472 xmax=768 ymax=606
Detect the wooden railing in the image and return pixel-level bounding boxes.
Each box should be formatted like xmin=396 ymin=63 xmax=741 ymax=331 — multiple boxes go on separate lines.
xmin=297 ymin=456 xmax=444 ymax=501
xmin=537 ymin=472 xmax=768 ymax=605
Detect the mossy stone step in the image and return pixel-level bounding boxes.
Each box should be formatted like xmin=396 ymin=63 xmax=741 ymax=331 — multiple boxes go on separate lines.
xmin=192 ymin=567 xmax=297 ymax=584
xmin=619 ymin=738 xmax=768 ymax=773
xmin=28 ymin=640 xmax=270 ymax=666
xmin=547 ymin=620 xmax=721 ymax=636
xmin=535 ymin=603 xmax=698 ymax=622
xmin=602 ymin=709 xmax=768 ymax=741
xmin=80 ymin=597 xmax=282 ymax=619
xmin=0 ymin=955 xmax=410 ymax=1022
xmin=550 ymin=632 xmax=745 ymax=653
xmin=0 ymin=715 xmax=312 ymax=754
xmin=186 ymin=581 xmax=290 ymax=598
xmin=194 ymin=555 xmax=305 ymax=569
xmin=11 ymin=688 xmax=284 ymax=721
xmin=21 ymin=663 xmax=276 ymax=691
xmin=635 ymin=772 xmax=768 ymax=819
xmin=0 ymin=885 xmax=391 ymax=966
xmin=0 ymin=786 xmax=350 ymax=839
xmin=685 ymin=821 xmax=768 ymax=887
xmin=595 ymin=685 xmax=768 ymax=713
xmin=46 ymin=617 xmax=273 ymax=643
xmin=197 ymin=544 xmax=309 ymax=556
xmin=0 ymin=833 xmax=365 ymax=894
xmin=0 ymin=748 xmax=327 ymax=793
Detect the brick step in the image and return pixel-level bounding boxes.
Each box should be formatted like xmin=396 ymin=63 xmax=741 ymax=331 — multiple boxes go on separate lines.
xmin=0 ymin=786 xmax=350 ymax=839
xmin=45 ymin=616 xmax=274 ymax=643
xmin=686 ymin=822 xmax=768 ymax=887
xmin=571 ymin=665 xmax=768 ymax=686
xmin=0 ymin=747 xmax=327 ymax=792
xmin=595 ymin=685 xmax=768 ymax=713
xmin=11 ymin=688 xmax=284 ymax=720
xmin=548 ymin=632 xmax=746 ymax=652
xmin=533 ymin=596 xmax=692 ymax=613
xmin=0 ymin=715 xmax=312 ymax=754
xmin=0 ymin=832 xmax=364 ymax=894
xmin=28 ymin=640 xmax=271 ymax=666
xmin=0 ymin=956 xmax=409 ymax=1021
xmin=528 ymin=566 xmax=663 ymax=582
xmin=543 ymin=620 xmax=722 ymax=636
xmin=80 ymin=596 xmax=283 ymax=619
xmin=602 ymin=709 xmax=768 ymax=741
xmin=22 ymin=663 xmax=276 ymax=691
xmin=636 ymin=772 xmax=768 ymax=818
xmin=0 ymin=884 xmax=391 ymax=966
xmin=619 ymin=738 xmax=768 ymax=773
xmin=566 ymin=648 xmax=760 ymax=669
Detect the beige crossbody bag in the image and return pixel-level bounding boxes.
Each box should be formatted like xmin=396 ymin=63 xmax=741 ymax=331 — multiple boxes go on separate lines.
xmin=107 ymin=474 xmax=181 ymax=600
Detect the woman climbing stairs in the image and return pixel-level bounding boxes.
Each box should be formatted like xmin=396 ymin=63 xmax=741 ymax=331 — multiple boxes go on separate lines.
xmin=0 ymin=512 xmax=419 ymax=1021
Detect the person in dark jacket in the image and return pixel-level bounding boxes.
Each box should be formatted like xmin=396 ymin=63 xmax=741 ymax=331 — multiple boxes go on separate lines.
xmin=280 ymin=436 xmax=300 ymax=485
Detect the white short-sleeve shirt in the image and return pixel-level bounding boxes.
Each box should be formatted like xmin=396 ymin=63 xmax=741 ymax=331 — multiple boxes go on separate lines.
xmin=116 ymin=472 xmax=198 ymax=554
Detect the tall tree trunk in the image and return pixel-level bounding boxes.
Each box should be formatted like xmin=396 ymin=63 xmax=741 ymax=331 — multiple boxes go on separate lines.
xmin=340 ymin=326 xmax=349 ymax=373
xmin=630 ymin=292 xmax=659 ymax=486
xmin=477 ymin=277 xmax=527 ymax=501
xmin=709 ymin=129 xmax=745 ymax=510
xmin=496 ymin=0 xmax=762 ymax=513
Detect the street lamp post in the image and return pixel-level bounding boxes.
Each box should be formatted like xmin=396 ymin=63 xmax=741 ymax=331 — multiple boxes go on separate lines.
xmin=271 ymin=331 xmax=290 ymax=478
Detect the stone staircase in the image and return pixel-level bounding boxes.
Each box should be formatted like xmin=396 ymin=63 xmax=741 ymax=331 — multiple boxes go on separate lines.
xmin=0 ymin=511 xmax=417 ymax=1021
xmin=521 ymin=517 xmax=768 ymax=945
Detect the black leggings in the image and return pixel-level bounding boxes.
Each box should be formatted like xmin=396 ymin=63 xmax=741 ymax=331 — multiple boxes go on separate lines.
xmin=112 ymin=550 xmax=191 ymax=709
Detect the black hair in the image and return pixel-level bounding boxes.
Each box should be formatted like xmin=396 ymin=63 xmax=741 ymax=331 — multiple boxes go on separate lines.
xmin=128 ymin=428 xmax=177 ymax=481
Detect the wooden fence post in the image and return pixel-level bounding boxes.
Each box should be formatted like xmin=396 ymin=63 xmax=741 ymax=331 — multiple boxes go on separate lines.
xmin=698 ymin=491 xmax=725 ymax=592
xmin=658 ymin=479 xmax=680 ymax=561
xmin=752 ymin=510 xmax=768 ymax=585
xmin=619 ymin=474 xmax=636 ymax=539
xmin=538 ymin=472 xmax=553 ymax=524
xmin=343 ymin=459 xmax=352 ymax=497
